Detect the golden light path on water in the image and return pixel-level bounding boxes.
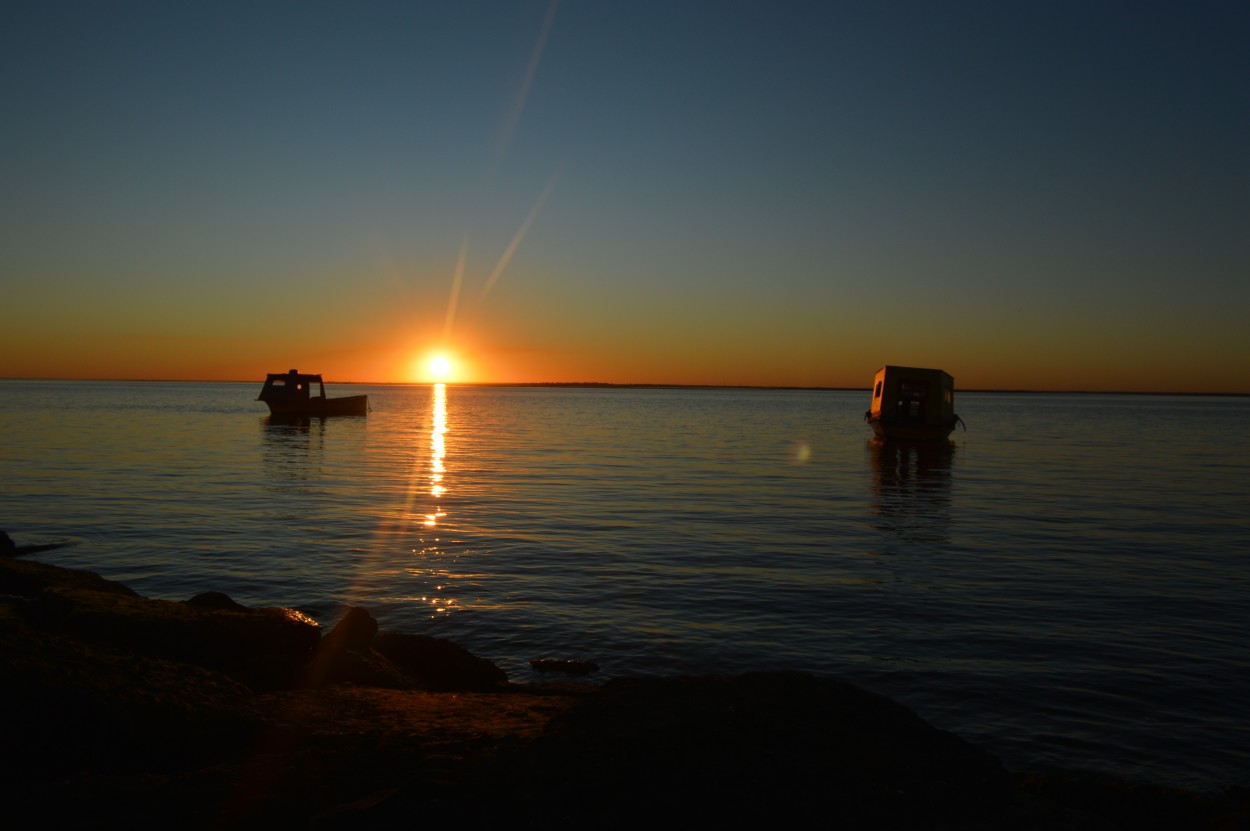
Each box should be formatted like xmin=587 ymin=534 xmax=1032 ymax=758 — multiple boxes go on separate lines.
xmin=363 ymin=383 xmax=457 ymax=617
xmin=416 ymin=383 xmax=453 ymax=614
xmin=427 ymin=383 xmax=448 ymax=521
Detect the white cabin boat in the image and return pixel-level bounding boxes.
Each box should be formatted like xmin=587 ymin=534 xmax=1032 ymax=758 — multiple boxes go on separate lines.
xmin=864 ymin=365 xmax=962 ymax=440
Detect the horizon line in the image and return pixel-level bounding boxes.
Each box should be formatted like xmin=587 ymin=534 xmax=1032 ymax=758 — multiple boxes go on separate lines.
xmin=2 ymin=376 xmax=1247 ymax=397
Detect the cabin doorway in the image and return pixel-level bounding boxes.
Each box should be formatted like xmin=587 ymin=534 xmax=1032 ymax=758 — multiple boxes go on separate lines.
xmin=897 ymin=380 xmax=928 ymax=423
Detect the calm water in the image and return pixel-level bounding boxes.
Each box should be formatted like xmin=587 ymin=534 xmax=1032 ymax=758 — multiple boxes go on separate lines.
xmin=2 ymin=380 xmax=1248 ymax=790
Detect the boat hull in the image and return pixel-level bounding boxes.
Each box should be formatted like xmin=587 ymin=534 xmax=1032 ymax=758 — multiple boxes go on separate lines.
xmin=867 ymin=418 xmax=954 ymax=441
xmin=263 ymin=395 xmax=368 ymax=418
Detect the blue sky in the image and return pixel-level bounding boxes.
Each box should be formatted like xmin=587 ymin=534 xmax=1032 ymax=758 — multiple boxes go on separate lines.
xmin=3 ymin=1 xmax=1247 ymax=390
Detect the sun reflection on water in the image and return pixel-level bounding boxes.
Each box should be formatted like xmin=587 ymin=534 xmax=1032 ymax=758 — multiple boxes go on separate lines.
xmin=373 ymin=383 xmax=459 ymax=617
xmin=415 ymin=383 xmax=454 ymax=615
xmin=431 ymin=384 xmax=446 ymax=498
xmin=425 ymin=383 xmax=448 ymax=529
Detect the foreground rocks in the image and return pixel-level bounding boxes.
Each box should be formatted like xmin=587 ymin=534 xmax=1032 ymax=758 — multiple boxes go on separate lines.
xmin=365 ymin=671 xmax=1012 ymax=828
xmin=1 ymin=549 xmax=1245 ymax=830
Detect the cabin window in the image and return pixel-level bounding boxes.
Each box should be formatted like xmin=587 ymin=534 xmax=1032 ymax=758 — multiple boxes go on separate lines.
xmin=944 ymin=387 xmax=952 ymax=405
xmin=272 ymin=379 xmax=286 ymax=387
xmin=899 ymin=381 xmax=928 ymax=398
xmin=874 ymin=381 xmax=882 ymax=400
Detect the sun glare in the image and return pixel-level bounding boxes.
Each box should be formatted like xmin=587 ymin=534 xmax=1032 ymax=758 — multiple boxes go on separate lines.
xmin=426 ymin=353 xmax=454 ymax=383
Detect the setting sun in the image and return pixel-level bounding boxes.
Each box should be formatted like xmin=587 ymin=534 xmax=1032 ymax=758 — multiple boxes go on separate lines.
xmin=423 ymin=353 xmax=454 ymax=383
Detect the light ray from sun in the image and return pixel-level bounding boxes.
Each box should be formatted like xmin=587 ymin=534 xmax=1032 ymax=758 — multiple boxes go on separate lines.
xmin=494 ymin=0 xmax=560 ymax=170
xmin=479 ymin=167 xmax=562 ymax=301
xmin=443 ymin=233 xmax=468 ymax=343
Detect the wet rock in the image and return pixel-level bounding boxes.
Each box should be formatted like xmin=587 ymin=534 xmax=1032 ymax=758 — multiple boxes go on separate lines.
xmin=1 ymin=529 xmax=65 ymax=557
xmin=374 ymin=631 xmax=507 ymax=691
xmin=530 ymin=658 xmax=599 ymax=676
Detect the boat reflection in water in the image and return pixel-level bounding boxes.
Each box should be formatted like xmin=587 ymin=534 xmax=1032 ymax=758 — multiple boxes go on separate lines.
xmin=260 ymin=413 xmax=326 ymax=483
xmin=867 ymin=439 xmax=954 ymax=551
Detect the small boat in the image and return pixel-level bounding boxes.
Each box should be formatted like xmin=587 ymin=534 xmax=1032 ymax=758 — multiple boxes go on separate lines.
xmin=257 ymin=369 xmax=368 ymax=417
xmin=864 ymin=365 xmax=963 ymax=441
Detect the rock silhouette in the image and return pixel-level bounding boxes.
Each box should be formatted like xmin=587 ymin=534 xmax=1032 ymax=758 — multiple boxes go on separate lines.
xmin=1 ymin=552 xmax=1243 ymax=830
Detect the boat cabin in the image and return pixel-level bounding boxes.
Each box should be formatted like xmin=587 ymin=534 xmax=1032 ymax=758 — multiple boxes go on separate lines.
xmin=257 ymin=369 xmax=368 ymax=417
xmin=865 ymin=365 xmax=960 ymax=440
xmin=259 ymin=370 xmax=325 ymax=409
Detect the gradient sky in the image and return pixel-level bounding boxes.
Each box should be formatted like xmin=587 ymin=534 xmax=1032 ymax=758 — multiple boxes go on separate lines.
xmin=3 ymin=1 xmax=1247 ymax=391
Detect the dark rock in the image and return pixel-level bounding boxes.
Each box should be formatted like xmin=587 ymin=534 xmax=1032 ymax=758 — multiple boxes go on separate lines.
xmin=374 ymin=631 xmax=507 ymax=691
xmin=422 ymin=671 xmax=1012 ymax=828
xmin=1 ymin=529 xmax=65 ymax=557
xmin=302 ymin=606 xmax=413 ymax=689
xmin=0 ymin=617 xmax=259 ymax=778
xmin=0 ymin=554 xmax=136 ymax=598
xmin=185 ymin=591 xmax=247 ymax=611
xmin=530 ymin=658 xmax=599 ymax=676
xmin=3 ymin=555 xmax=1244 ymax=831
xmin=26 ymin=584 xmax=321 ymax=691
xmin=321 ymin=605 xmax=379 ymax=653
xmin=1016 ymin=772 xmax=1245 ymax=831
xmin=301 ymin=642 xmax=415 ymax=690
xmin=301 ymin=609 xmax=508 ymax=692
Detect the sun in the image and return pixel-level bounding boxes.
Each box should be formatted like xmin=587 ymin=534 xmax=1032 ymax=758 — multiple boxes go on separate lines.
xmin=426 ymin=353 xmax=454 ymax=382
xmin=409 ymin=349 xmax=469 ymax=383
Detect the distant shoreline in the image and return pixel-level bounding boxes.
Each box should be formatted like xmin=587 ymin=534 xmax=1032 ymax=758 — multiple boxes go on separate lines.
xmin=3 ymin=377 xmax=1248 ymax=397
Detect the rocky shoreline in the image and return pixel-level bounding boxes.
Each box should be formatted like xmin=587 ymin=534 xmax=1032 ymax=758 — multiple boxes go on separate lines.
xmin=1 ymin=540 xmax=1245 ymax=829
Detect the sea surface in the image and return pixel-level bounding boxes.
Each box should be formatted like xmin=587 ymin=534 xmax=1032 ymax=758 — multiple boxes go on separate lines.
xmin=2 ymin=379 xmax=1247 ymax=791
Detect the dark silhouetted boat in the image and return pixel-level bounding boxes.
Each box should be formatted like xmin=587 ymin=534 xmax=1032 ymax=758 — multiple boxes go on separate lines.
xmin=864 ymin=365 xmax=963 ymax=440
xmin=257 ymin=369 xmax=368 ymax=417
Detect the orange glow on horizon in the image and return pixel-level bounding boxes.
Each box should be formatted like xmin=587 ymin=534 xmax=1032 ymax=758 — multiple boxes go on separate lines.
xmin=411 ymin=351 xmax=461 ymax=384
xmin=2 ymin=329 xmax=1246 ymax=393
